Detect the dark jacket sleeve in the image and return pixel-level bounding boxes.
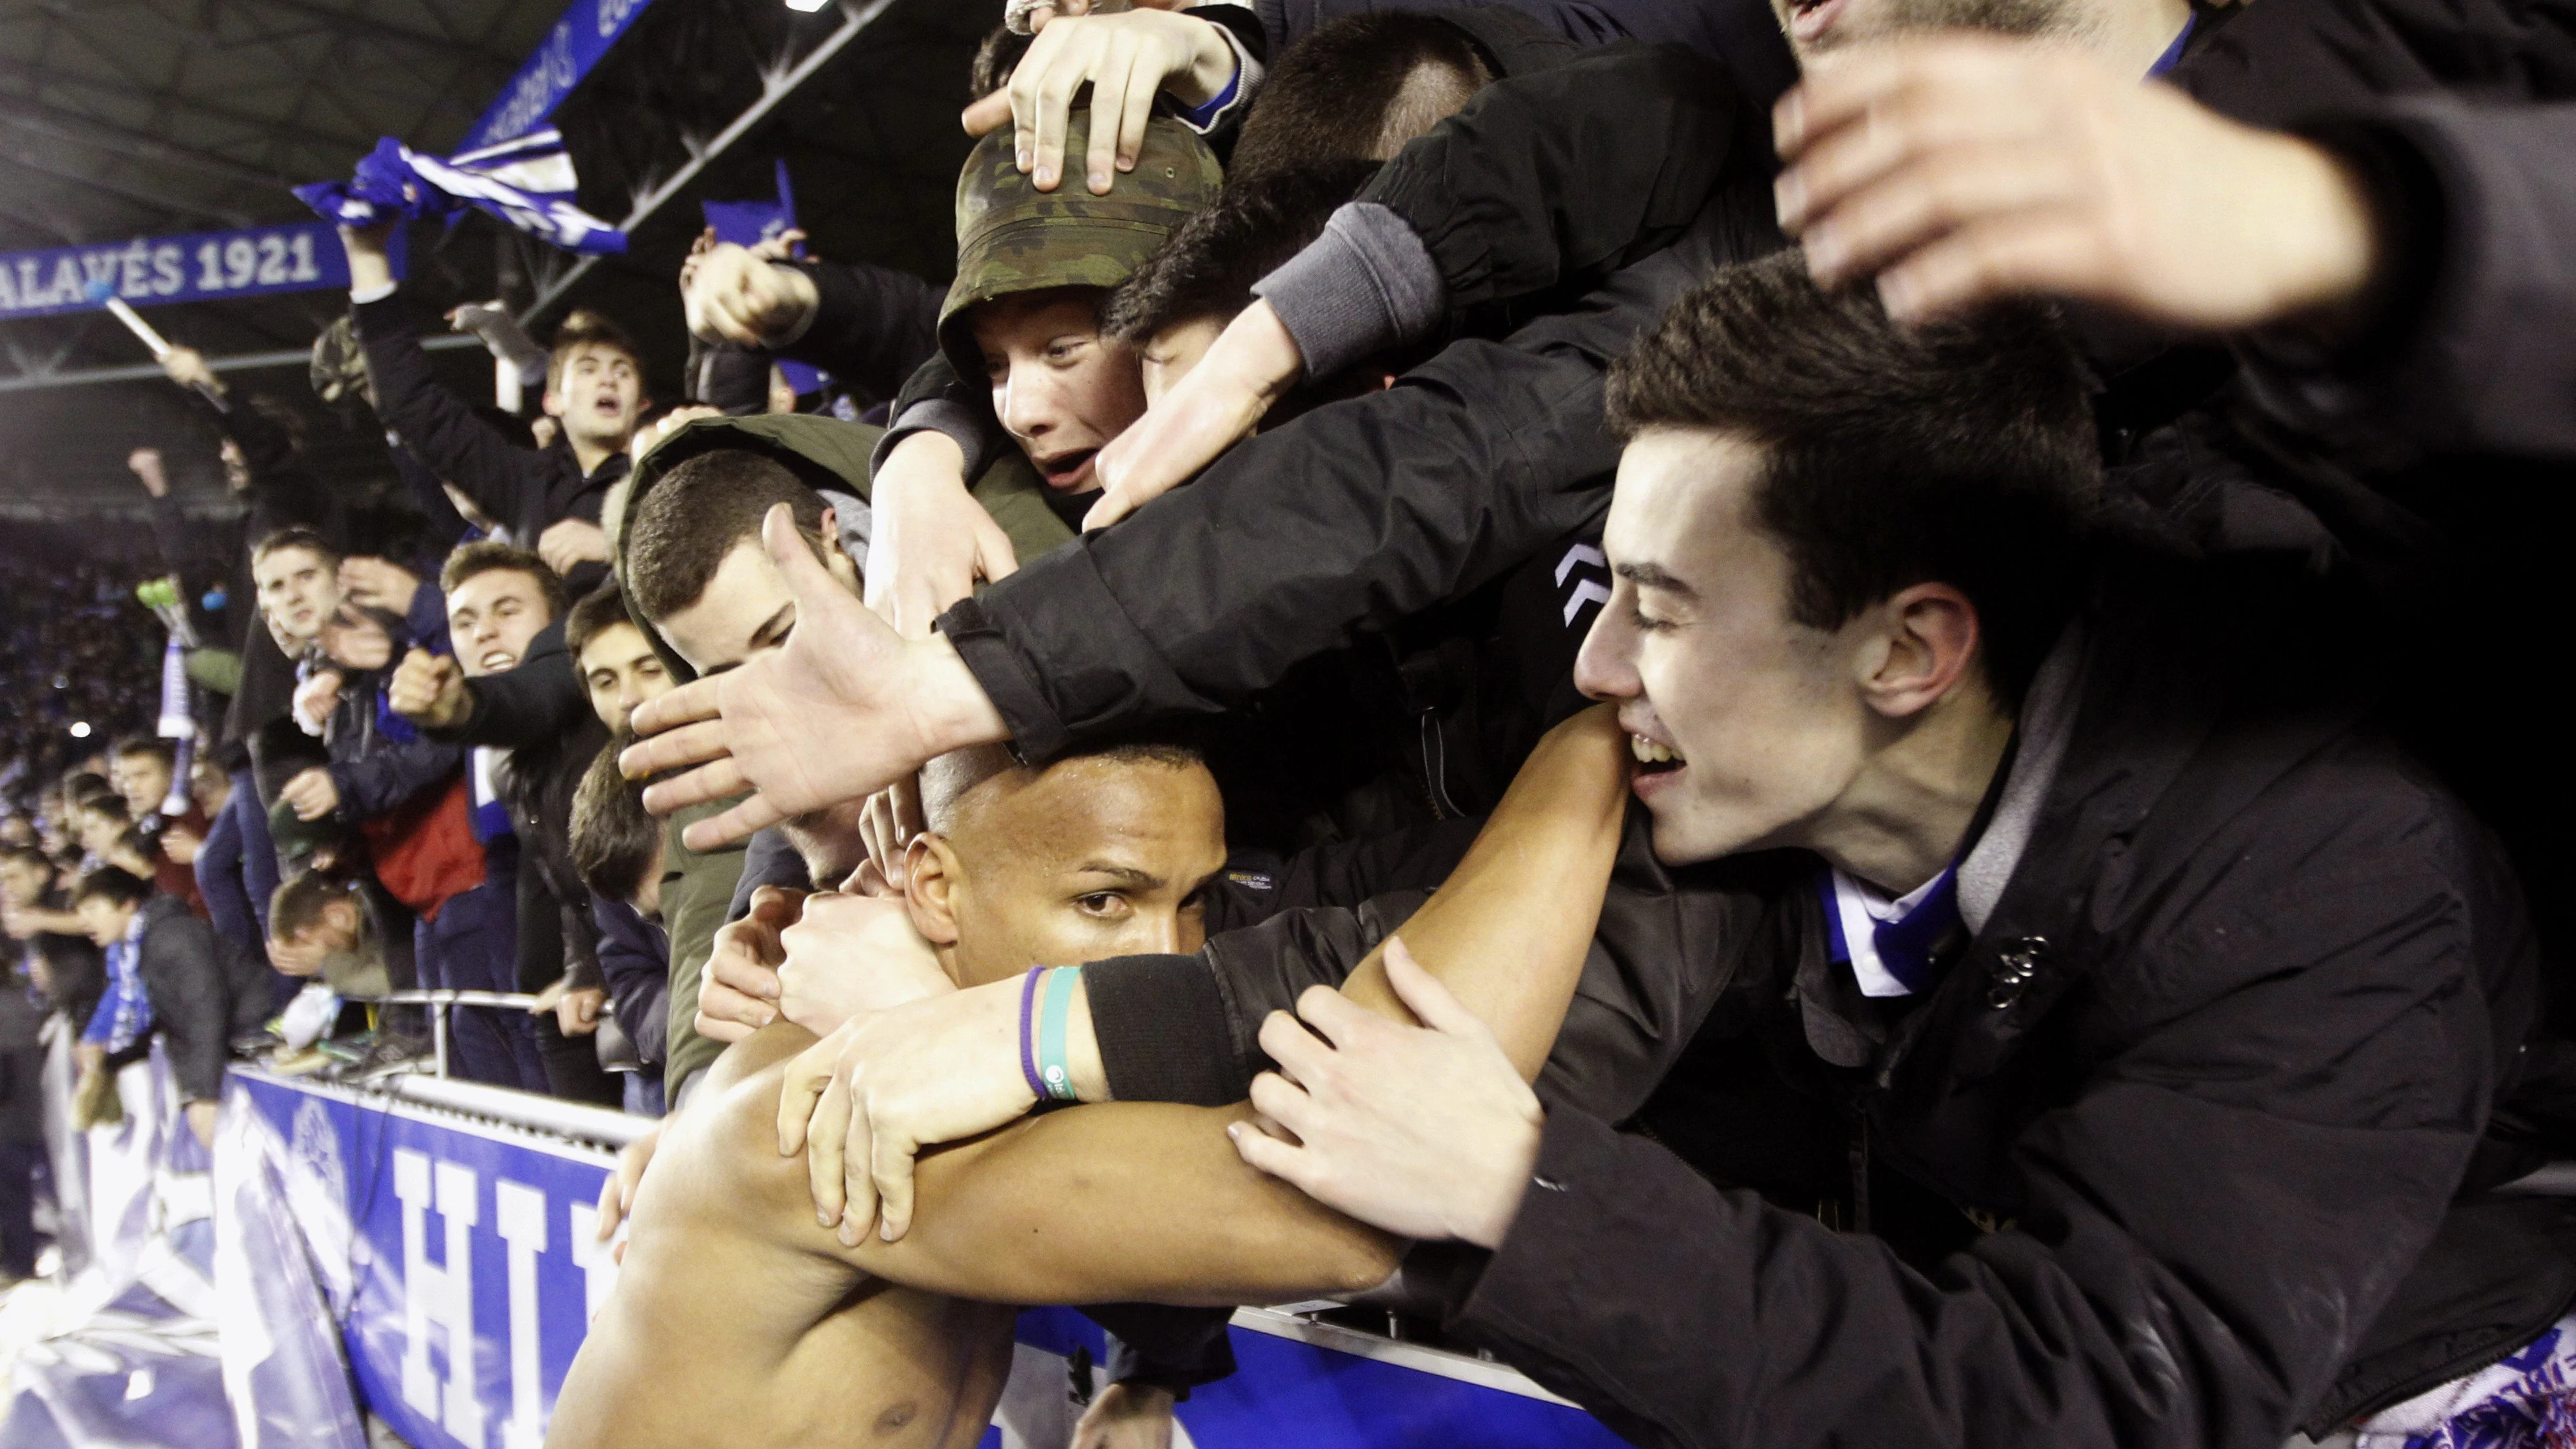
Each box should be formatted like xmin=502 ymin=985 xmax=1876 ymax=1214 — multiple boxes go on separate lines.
xmin=1206 ymin=815 xmax=1484 ymax=934
xmin=685 ymin=337 xmax=779 ymax=416
xmin=1094 ymin=813 xmax=1774 ymax=1121
xmin=330 ymin=737 xmax=463 ymax=823
xmin=937 ymin=182 xmax=1783 ymax=759
xmin=430 ymin=624 xmax=591 ymax=751
xmin=868 ymin=352 xmax=1009 ymax=486
xmin=940 ymin=311 xmax=1620 ymax=759
xmin=353 ymin=295 xmax=550 ymax=533
xmin=592 ymin=896 xmax=669 ymax=1066
xmin=2238 ymin=98 xmax=2576 ymax=460
xmin=725 ymin=827 xmax=813 ymax=922
xmin=1443 ymin=870 xmax=2498 ymax=1449
xmin=1256 ymin=43 xmax=1740 ymax=377
xmin=142 ymin=914 xmax=232 ymax=1102
xmin=778 ymin=258 xmax=947 ymax=406
xmin=390 ymin=441 xmax=473 ymax=549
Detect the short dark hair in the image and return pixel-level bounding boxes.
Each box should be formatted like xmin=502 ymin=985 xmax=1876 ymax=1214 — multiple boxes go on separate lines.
xmin=626 ymin=449 xmax=830 ymax=623
xmin=571 ymin=742 xmax=662 ymax=903
xmin=1229 ymin=13 xmax=1491 ymax=180
xmin=565 ymin=581 xmax=637 ymax=658
xmin=80 ymin=793 xmax=131 ymax=827
xmin=970 ymin=22 xmax=1033 ymax=96
xmin=1104 ymin=160 xmax=1381 ymax=348
xmin=71 ymin=866 xmax=152 ymax=910
xmin=252 ymin=524 xmax=341 ymax=571
xmin=547 ymin=309 xmax=642 ymax=395
xmin=242 ymin=394 xmax=309 ymax=457
xmin=111 ymin=736 xmax=174 ymax=770
xmin=1605 ymin=254 xmax=2099 ymax=706
xmin=441 ymin=540 xmax=569 ymax=624
xmin=61 ymin=772 xmax=112 ymax=810
xmin=270 ymin=868 xmax=358 ymax=943
xmin=0 ymin=845 xmax=54 ymax=877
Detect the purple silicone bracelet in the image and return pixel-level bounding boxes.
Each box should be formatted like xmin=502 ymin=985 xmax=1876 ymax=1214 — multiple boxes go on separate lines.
xmin=1017 ymin=966 xmax=1048 ymax=1101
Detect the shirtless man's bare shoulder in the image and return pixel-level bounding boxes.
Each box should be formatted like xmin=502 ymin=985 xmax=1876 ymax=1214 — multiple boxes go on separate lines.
xmin=549 ymin=1026 xmax=1016 ymax=1449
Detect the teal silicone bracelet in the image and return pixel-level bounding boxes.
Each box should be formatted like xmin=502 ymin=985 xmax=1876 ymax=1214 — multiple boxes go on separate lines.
xmin=1038 ymin=965 xmax=1081 ymax=1102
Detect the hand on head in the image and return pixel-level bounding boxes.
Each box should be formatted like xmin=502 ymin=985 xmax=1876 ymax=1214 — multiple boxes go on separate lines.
xmin=962 ymin=3 xmax=1237 ymax=195
xmin=1085 ymin=298 xmax=1302 ymax=530
xmin=1771 ymin=36 xmax=2377 ymax=331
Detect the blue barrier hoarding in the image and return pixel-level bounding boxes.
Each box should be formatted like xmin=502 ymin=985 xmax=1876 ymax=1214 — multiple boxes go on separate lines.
xmin=0 ymin=222 xmax=364 ymax=322
xmin=233 ymin=1069 xmax=1625 ymax=1448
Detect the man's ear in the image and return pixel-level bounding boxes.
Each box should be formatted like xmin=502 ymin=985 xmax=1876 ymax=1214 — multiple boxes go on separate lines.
xmin=1859 ymin=582 xmax=1980 ymax=719
xmin=904 ymin=835 xmax=963 ymax=946
xmin=322 ymin=898 xmax=358 ymax=942
xmin=540 ymin=388 xmax=566 ymax=420
xmin=815 ymin=507 xmax=860 ymax=592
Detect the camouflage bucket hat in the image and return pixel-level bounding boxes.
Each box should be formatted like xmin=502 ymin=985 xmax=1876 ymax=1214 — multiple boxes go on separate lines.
xmin=938 ymin=111 xmax=1223 ymax=381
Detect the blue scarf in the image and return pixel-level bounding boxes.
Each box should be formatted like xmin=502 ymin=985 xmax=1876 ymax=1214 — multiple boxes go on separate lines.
xmin=1819 ymin=863 xmax=1964 ymax=998
xmin=81 ymin=912 xmax=154 ymax=1053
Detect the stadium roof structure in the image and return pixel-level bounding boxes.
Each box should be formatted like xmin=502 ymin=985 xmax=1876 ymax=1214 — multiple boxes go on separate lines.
xmin=0 ymin=0 xmax=987 ymax=522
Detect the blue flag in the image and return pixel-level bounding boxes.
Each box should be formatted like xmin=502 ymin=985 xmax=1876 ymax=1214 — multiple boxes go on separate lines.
xmin=296 ymin=128 xmax=626 ymax=256
xmin=702 ymin=161 xmax=824 ymax=397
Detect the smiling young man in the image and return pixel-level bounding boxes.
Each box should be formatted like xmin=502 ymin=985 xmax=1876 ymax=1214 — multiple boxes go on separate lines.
xmin=1181 ymin=258 xmax=2565 ymax=1449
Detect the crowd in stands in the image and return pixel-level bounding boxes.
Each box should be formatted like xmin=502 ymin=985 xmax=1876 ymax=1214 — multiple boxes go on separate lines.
xmin=11 ymin=0 xmax=2576 ymax=1444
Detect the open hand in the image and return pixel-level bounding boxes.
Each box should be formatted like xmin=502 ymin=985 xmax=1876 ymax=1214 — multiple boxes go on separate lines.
xmin=962 ymin=6 xmax=1238 ymax=194
xmin=622 ymin=505 xmax=1009 ymax=851
xmin=1230 ymin=939 xmax=1543 ymax=1248
xmin=864 ymin=430 xmax=1019 ymax=639
xmin=594 ymin=1121 xmax=662 ymax=1264
xmin=1773 ymin=35 xmax=2377 ymax=330
xmin=337 ymin=556 xmax=420 ymax=617
xmin=1086 ymin=298 xmax=1300 ymax=530
xmin=774 ymin=970 xmax=1041 ymax=1246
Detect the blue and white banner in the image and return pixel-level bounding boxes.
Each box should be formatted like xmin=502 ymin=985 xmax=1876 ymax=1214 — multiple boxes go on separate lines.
xmin=199 ymin=1070 xmax=1625 ymax=1449
xmin=0 ymin=222 xmax=355 ymax=322
xmin=461 ymin=0 xmax=659 ymax=154
xmin=296 ymin=129 xmax=627 ymax=256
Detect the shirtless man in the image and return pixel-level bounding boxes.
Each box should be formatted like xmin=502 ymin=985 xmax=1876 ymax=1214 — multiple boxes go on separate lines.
xmin=547 ymin=708 xmax=1628 ymax=1448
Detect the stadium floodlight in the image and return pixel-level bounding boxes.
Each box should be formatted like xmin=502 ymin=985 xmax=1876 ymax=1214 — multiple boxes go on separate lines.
xmin=784 ymin=0 xmax=833 ymax=10
xmin=69 ymin=721 xmax=92 ymax=739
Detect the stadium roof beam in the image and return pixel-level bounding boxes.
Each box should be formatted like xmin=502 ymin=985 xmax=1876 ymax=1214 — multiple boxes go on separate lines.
xmin=0 ymin=150 xmax=254 ymax=230
xmin=0 ymin=331 xmax=483 ymax=396
xmin=0 ymin=98 xmax=299 ymax=190
xmin=520 ymin=0 xmax=902 ymax=325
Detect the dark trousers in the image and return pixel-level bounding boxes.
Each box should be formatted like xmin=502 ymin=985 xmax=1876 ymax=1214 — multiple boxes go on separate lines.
xmin=194 ymin=787 xmax=262 ymax=956
xmin=0 ymin=1136 xmax=42 ymax=1278
xmin=535 ymin=1014 xmax=624 ymax=1107
xmin=229 ymin=769 xmax=282 ymax=940
xmin=416 ymin=879 xmax=547 ymax=1093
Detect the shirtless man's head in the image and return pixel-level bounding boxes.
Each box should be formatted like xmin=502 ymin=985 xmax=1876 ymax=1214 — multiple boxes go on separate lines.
xmin=906 ymin=742 xmax=1227 ymax=986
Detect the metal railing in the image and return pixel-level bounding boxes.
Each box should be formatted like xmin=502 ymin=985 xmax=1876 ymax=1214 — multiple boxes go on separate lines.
xmin=337 ymin=988 xmax=652 ymax=1150
xmin=364 ymin=987 xmax=545 ymax=1082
